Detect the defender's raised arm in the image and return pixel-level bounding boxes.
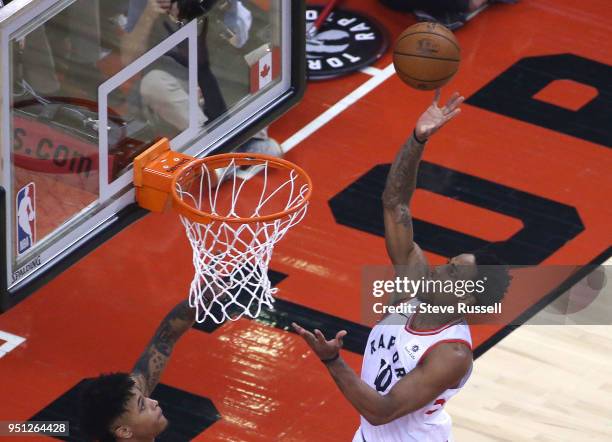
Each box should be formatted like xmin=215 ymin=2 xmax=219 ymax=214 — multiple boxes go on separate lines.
xmin=131 ymin=299 xmax=196 ymax=397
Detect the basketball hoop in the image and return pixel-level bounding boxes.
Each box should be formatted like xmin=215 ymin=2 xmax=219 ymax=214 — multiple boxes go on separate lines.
xmin=133 ymin=138 xmax=312 ymax=323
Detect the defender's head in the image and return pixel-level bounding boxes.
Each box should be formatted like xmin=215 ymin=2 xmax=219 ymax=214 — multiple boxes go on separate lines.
xmin=80 ymin=373 xmax=168 ymax=441
xmin=417 ymin=245 xmax=512 ymax=308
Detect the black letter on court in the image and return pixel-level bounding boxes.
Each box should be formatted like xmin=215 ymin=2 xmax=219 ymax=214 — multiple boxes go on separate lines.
xmin=328 ymin=163 xmax=584 ymax=264
xmin=466 ymin=54 xmax=612 ymax=147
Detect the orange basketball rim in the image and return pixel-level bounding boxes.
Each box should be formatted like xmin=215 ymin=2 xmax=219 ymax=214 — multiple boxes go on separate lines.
xmin=133 ymin=138 xmax=313 ymax=324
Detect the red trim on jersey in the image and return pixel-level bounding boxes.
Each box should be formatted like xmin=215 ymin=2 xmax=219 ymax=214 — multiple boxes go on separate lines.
xmin=404 ymin=312 xmax=464 ymax=335
xmin=417 ymin=339 xmax=473 ymax=367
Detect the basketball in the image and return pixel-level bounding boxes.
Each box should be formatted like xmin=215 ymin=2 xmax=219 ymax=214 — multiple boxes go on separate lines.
xmin=393 ymin=22 xmax=461 ymax=90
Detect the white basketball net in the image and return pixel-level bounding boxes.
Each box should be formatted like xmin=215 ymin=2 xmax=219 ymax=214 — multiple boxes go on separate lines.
xmin=175 ymin=158 xmax=309 ymax=324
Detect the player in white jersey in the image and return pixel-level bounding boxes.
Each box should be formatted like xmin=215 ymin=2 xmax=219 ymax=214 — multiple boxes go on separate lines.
xmin=293 ymin=90 xmax=512 ymax=442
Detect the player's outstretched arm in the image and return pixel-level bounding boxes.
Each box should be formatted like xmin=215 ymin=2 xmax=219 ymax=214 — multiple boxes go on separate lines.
xmin=131 ymin=300 xmax=196 ymax=396
xmin=381 ymin=90 xmax=463 ymax=283
xmin=292 ymin=323 xmax=471 ymax=426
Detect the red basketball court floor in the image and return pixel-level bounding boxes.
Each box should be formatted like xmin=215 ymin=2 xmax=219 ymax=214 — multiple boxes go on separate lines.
xmin=0 ymin=0 xmax=610 ymax=440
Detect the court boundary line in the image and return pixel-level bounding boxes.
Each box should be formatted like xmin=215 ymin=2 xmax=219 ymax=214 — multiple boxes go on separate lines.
xmin=361 ymin=66 xmax=384 ymax=76
xmin=281 ymin=63 xmax=396 ymax=152
xmin=0 ymin=330 xmax=26 ymax=358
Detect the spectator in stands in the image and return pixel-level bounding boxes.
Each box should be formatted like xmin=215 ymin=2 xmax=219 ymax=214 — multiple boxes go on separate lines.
xmin=121 ymin=0 xmax=224 ymax=134
xmin=380 ymin=0 xmax=518 ymax=30
xmin=121 ymin=0 xmax=282 ymax=158
xmin=2 ymin=0 xmax=60 ymax=97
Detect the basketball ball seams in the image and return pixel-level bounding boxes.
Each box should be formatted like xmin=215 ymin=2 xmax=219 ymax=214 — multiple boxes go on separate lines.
xmin=396 ymin=71 xmax=458 ymax=83
xmin=395 ymin=32 xmax=461 ymax=53
xmin=396 ymin=22 xmax=454 ymax=39
xmin=393 ymin=52 xmax=460 ymax=63
xmin=393 ymin=22 xmax=461 ymax=90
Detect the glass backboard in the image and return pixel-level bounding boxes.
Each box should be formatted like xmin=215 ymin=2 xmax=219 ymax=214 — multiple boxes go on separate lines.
xmin=0 ymin=0 xmax=305 ymax=310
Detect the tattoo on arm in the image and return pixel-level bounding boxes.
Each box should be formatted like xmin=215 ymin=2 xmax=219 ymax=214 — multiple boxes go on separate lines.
xmin=169 ymin=300 xmax=197 ymax=323
xmin=133 ymin=347 xmax=167 ymax=395
xmin=132 ymin=300 xmax=196 ymax=395
xmin=394 ymin=205 xmax=412 ymax=228
xmin=382 ymin=135 xmax=426 ymax=210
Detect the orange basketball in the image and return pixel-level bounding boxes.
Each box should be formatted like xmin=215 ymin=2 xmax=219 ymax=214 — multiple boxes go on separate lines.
xmin=393 ymin=22 xmax=461 ymax=90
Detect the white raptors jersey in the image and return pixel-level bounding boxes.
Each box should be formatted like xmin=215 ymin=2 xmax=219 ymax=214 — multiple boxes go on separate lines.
xmin=353 ymin=304 xmax=473 ymax=442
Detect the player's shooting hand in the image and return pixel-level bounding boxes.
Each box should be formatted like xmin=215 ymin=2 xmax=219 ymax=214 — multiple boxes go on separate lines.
xmin=415 ymin=89 xmax=464 ymax=141
xmin=292 ymin=322 xmax=347 ymax=361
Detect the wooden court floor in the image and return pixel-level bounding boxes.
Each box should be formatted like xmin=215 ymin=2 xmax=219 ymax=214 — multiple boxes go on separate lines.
xmin=448 ymin=260 xmax=612 ymax=442
xmin=0 ymin=0 xmax=611 ymax=440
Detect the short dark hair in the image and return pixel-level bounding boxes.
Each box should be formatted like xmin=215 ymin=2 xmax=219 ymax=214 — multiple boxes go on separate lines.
xmin=471 ymin=247 xmax=512 ymax=306
xmin=79 ymin=372 xmax=135 ymax=442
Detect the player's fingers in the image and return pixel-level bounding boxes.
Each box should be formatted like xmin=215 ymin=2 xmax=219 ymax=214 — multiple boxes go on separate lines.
xmin=336 ymin=330 xmax=347 ymax=347
xmin=442 ymin=108 xmax=461 ymax=123
xmin=293 ymin=324 xmax=317 ymax=346
xmin=441 ymin=94 xmax=461 ymax=114
xmin=292 ymin=322 xmax=308 ymax=336
xmin=434 ymin=88 xmax=441 ymax=106
xmin=314 ymin=329 xmax=327 ymax=343
xmin=299 ymin=335 xmax=317 ymax=348
xmin=444 ymin=92 xmax=460 ymax=108
xmin=453 ymin=96 xmax=465 ymax=111
xmin=446 ymin=94 xmax=464 ymax=112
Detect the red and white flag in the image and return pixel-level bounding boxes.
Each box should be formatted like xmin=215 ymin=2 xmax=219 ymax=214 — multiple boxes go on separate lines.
xmin=250 ymin=51 xmax=273 ymax=93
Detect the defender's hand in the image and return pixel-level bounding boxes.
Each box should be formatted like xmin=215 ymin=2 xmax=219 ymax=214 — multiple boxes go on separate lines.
xmin=292 ymin=323 xmax=347 ymax=361
xmin=415 ymin=89 xmax=464 ymax=141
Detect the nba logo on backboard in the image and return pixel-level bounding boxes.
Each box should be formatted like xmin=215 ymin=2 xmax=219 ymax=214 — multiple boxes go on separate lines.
xmin=16 ymin=182 xmax=36 ymax=255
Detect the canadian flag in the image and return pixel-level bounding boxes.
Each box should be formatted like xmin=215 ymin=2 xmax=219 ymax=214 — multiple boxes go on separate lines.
xmin=250 ymin=49 xmax=279 ymax=93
